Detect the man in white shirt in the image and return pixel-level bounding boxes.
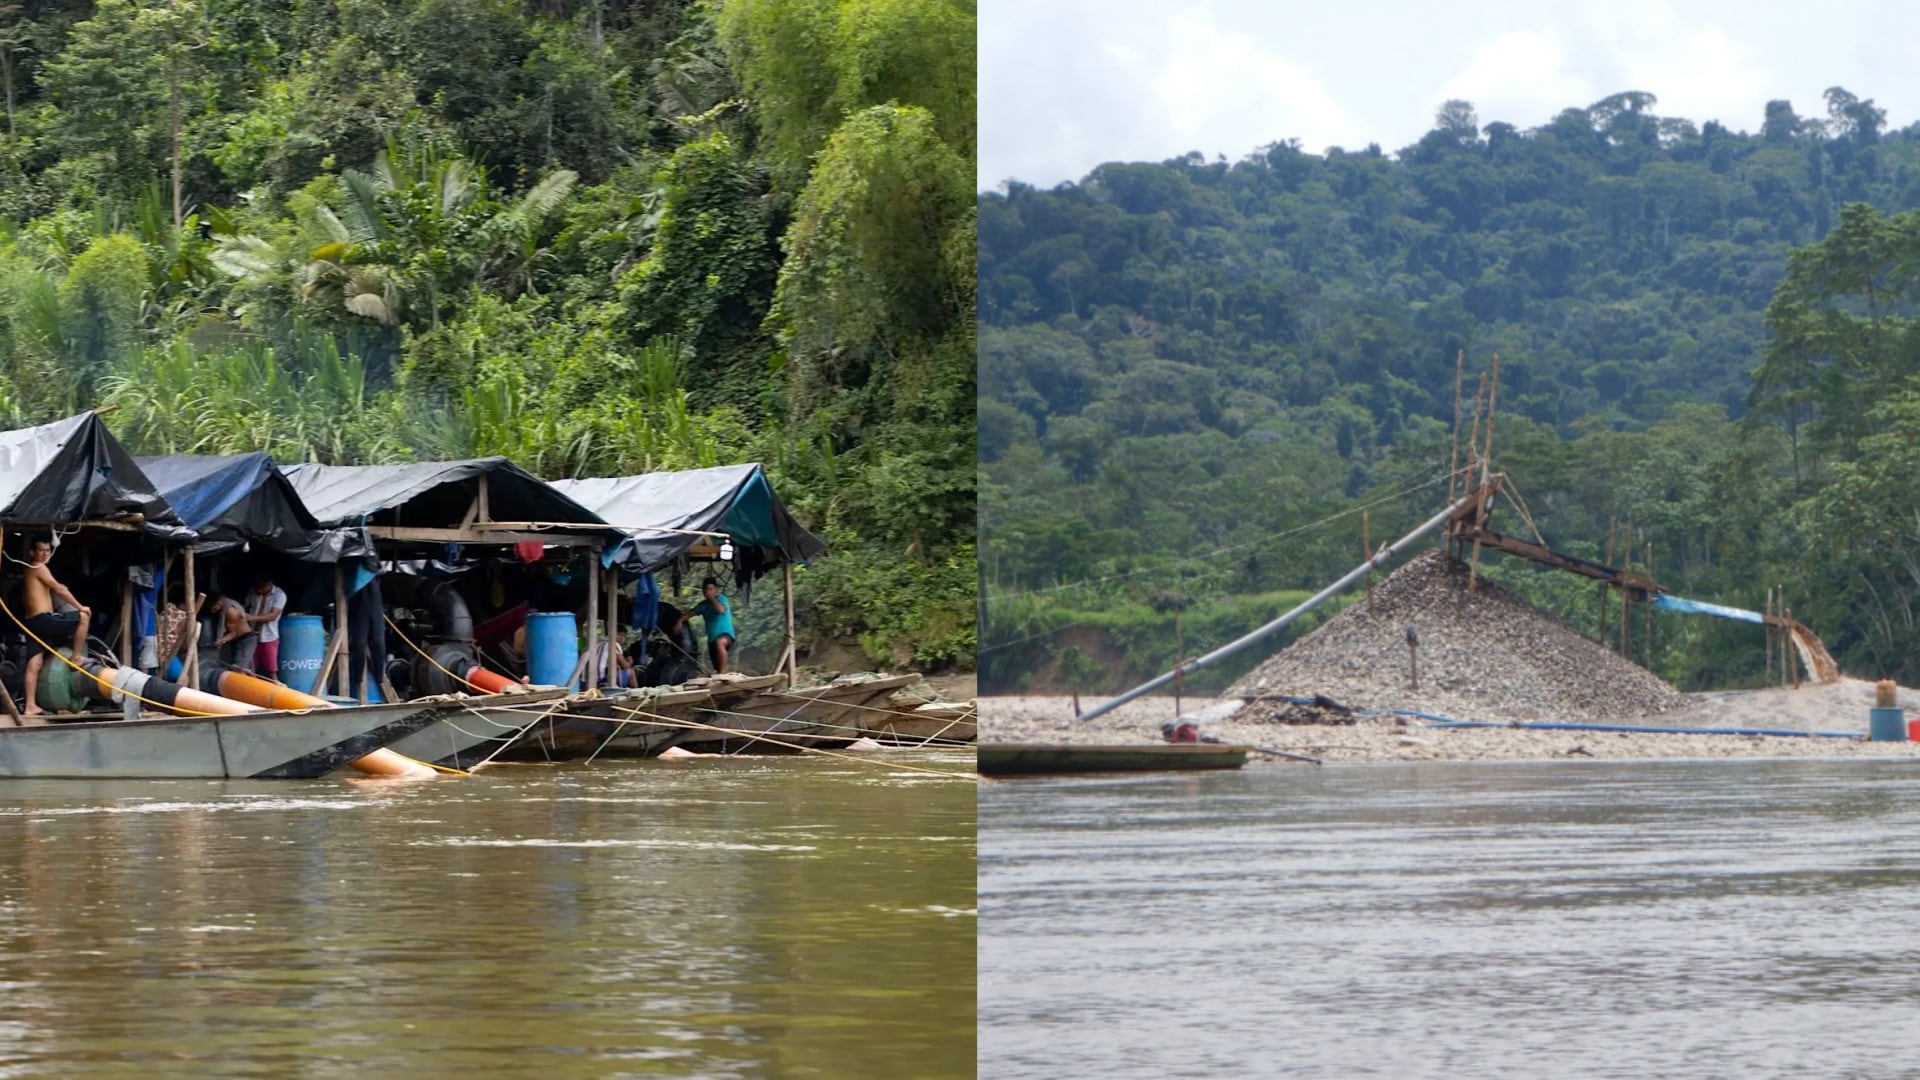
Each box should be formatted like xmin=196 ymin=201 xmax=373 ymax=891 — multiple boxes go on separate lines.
xmin=246 ymin=575 xmax=288 ymax=677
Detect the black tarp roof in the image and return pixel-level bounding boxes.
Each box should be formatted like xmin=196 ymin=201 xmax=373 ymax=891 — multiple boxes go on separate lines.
xmin=135 ymin=453 xmax=363 ymax=560
xmin=282 ymin=458 xmax=623 ymax=547
xmin=0 ymin=413 xmax=191 ymax=544
xmin=551 ymin=464 xmax=826 ymax=579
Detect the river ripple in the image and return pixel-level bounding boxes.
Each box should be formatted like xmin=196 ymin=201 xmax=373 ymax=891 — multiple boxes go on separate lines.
xmin=0 ymin=752 xmax=976 ymax=1079
xmin=981 ymin=759 xmax=1920 ymax=1078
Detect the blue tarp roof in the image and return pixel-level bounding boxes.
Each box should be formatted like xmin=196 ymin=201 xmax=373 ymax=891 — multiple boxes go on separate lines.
xmin=136 ymin=453 xmax=352 ymax=559
xmin=551 ymin=464 xmax=826 ymax=579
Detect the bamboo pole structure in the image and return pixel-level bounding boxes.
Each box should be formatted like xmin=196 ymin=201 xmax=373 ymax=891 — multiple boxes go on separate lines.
xmin=1080 ymin=495 xmax=1475 ymax=722
xmin=1599 ymin=518 xmax=1615 ymax=644
xmin=1468 ymin=357 xmax=1500 ymax=591
xmin=183 ymin=545 xmax=198 ymax=689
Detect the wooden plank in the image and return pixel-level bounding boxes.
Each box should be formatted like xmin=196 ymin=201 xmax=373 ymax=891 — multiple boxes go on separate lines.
xmin=183 ymin=546 xmax=198 ymax=689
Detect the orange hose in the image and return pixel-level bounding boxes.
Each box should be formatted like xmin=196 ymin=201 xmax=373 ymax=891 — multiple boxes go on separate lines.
xmin=215 ymin=669 xmax=332 ymax=711
xmin=465 ymin=665 xmax=516 ymax=694
xmin=170 ymin=684 xmax=261 ymax=716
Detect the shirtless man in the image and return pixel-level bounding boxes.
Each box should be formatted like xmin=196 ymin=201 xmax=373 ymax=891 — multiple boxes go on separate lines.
xmin=20 ymin=537 xmax=91 ymax=716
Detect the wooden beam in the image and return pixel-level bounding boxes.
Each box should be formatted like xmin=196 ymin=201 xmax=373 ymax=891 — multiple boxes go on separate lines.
xmin=119 ymin=576 xmax=132 ymax=666
xmin=364 ymin=525 xmax=599 ymax=546
xmin=585 ymin=552 xmax=599 ymax=689
xmin=783 ymin=561 xmax=797 ymax=683
xmin=477 ymin=472 xmax=490 ymax=524
xmin=1454 ymin=523 xmax=1664 ymax=597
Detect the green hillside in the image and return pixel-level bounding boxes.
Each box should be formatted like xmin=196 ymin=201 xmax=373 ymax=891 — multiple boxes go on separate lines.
xmin=981 ymin=91 xmax=1920 ymax=692
xmin=0 ymin=0 xmax=976 ymax=670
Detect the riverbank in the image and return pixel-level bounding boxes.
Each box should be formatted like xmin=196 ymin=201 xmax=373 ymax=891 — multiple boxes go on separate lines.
xmin=981 ymin=679 xmax=1920 ymax=762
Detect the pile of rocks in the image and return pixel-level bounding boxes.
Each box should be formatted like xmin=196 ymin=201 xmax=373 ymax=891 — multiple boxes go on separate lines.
xmin=1228 ymin=549 xmax=1687 ymax=725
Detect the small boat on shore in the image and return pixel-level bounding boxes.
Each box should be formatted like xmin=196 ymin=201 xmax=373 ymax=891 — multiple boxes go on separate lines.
xmin=977 ymin=743 xmax=1250 ymax=777
xmin=0 ymin=700 xmax=451 ymax=779
xmin=497 ymin=674 xmax=786 ymax=762
xmin=676 ymin=673 xmax=925 ymax=753
xmin=862 ymin=700 xmax=977 ymax=746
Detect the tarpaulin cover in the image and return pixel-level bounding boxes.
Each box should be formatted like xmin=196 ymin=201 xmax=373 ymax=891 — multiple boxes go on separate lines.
xmin=551 ymin=464 xmax=827 ymax=578
xmin=1651 ymin=594 xmax=1764 ymax=624
xmin=135 ymin=453 xmax=362 ymax=560
xmin=282 ymin=457 xmax=622 ymax=545
xmin=0 ymin=413 xmax=191 ymax=541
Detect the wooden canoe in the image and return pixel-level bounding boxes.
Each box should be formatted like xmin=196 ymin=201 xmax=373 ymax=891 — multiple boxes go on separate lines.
xmin=976 ymin=742 xmax=1250 ymax=776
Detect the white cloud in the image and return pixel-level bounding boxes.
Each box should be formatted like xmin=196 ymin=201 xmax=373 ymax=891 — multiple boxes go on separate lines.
xmin=1619 ymin=24 xmax=1772 ymax=129
xmin=1436 ymin=28 xmax=1596 ymax=132
xmin=1152 ymin=7 xmax=1361 ymax=157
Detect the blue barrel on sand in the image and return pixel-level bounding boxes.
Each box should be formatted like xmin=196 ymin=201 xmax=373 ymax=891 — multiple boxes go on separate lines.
xmin=277 ymin=614 xmax=327 ymax=694
xmin=527 ymin=612 xmax=580 ymax=688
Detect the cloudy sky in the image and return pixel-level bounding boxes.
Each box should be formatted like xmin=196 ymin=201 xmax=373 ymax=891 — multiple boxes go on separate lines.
xmin=979 ymin=0 xmax=1915 ymax=190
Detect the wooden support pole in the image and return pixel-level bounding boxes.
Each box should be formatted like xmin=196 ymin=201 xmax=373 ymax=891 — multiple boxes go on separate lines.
xmin=1787 ymin=605 xmax=1800 ymax=689
xmin=1481 ymin=354 xmax=1500 ymax=486
xmin=312 ymin=629 xmax=344 ymax=698
xmin=334 ymin=563 xmax=349 ymax=698
xmin=1363 ymin=510 xmax=1372 ymax=615
xmin=1449 ymin=349 xmax=1465 ymax=504
xmin=0 ymin=525 xmax=15 ymax=725
xmin=782 ymin=562 xmax=798 ymax=684
xmin=584 ymin=551 xmax=599 ymax=691
xmin=1599 ymin=518 xmax=1615 ymax=643
xmin=1644 ymin=541 xmax=1653 ymax=668
xmin=476 ymin=472 xmax=491 ymax=524
xmin=1764 ymin=587 xmax=1773 ymax=684
xmin=119 ymin=576 xmax=132 ymax=666
xmin=183 ymin=545 xmax=198 ymax=689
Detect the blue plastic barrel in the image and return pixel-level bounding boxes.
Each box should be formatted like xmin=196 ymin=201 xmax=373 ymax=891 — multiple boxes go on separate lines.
xmin=1870 ymin=706 xmax=1907 ymax=742
xmin=278 ymin=614 xmax=327 ymax=694
xmin=527 ymin=612 xmax=580 ymax=688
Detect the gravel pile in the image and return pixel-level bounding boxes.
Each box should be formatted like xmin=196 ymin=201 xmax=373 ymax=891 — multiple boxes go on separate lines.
xmin=1227 ymin=549 xmax=1687 ymax=725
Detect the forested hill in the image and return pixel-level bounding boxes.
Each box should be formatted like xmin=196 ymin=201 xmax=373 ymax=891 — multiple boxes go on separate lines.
xmin=980 ymin=91 xmax=1920 ymax=692
xmin=0 ymin=0 xmax=976 ymax=670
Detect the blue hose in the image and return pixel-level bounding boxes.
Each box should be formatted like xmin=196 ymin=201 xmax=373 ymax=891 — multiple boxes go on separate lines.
xmin=1424 ymin=720 xmax=1863 ymax=740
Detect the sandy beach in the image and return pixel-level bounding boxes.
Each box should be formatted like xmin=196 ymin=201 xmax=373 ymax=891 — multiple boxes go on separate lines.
xmin=982 ymin=679 xmax=1920 ymax=763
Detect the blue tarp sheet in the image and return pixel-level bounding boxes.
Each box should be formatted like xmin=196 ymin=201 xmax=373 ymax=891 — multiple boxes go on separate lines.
xmin=136 ymin=452 xmax=353 ymax=559
xmin=551 ymin=464 xmax=827 ymax=580
xmin=1651 ymin=594 xmax=1765 ymax=624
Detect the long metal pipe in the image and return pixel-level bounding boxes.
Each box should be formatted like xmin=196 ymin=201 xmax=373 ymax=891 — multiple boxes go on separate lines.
xmin=1079 ymin=496 xmax=1473 ymax=722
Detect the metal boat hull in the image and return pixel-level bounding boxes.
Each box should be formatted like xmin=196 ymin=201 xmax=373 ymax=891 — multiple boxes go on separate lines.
xmin=0 ymin=702 xmax=445 ymax=779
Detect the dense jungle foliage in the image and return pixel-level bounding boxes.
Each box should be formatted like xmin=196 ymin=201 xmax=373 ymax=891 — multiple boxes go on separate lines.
xmin=981 ymin=90 xmax=1920 ymax=692
xmin=0 ymin=0 xmax=976 ymax=670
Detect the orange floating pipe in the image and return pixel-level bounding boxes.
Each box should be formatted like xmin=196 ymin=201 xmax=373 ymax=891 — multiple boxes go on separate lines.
xmin=215 ymin=669 xmax=332 ymax=711
xmin=465 ymin=665 xmax=515 ymax=694
xmin=208 ymin=669 xmax=438 ymax=779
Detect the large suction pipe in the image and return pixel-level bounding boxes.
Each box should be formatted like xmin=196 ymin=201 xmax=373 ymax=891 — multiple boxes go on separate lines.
xmin=1080 ymin=496 xmax=1475 ymax=722
xmin=172 ymin=665 xmax=436 ymax=779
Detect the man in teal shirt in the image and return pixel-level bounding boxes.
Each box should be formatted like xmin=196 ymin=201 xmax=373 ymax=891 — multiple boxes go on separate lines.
xmin=694 ymin=577 xmax=736 ymax=674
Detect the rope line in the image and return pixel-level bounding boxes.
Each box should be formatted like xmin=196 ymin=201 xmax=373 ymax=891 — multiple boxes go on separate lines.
xmin=604 ymin=701 xmax=973 ymax=780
